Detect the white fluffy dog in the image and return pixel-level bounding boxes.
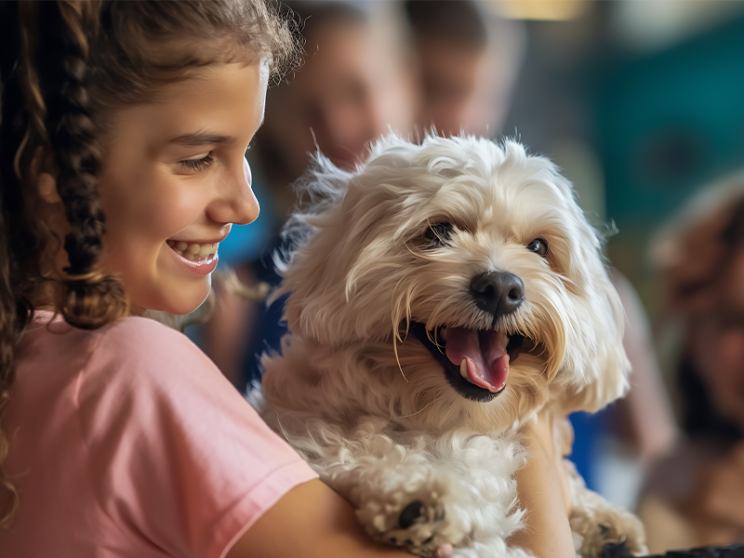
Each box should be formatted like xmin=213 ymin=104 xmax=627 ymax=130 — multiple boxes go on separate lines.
xmin=254 ymin=135 xmax=646 ymax=558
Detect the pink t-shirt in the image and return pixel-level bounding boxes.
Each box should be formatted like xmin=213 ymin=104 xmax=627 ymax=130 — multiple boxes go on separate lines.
xmin=0 ymin=311 xmax=317 ymax=558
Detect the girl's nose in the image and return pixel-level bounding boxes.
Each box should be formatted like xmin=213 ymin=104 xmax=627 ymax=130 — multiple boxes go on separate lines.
xmin=208 ymin=158 xmax=259 ymax=226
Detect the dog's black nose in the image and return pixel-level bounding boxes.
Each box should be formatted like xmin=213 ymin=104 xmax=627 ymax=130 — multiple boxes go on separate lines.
xmin=470 ymin=271 xmax=524 ymax=317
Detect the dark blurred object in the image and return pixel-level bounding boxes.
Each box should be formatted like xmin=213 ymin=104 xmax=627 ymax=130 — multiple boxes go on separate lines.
xmin=605 ymin=540 xmax=744 ymax=558
xmin=604 ymin=539 xmax=634 ymax=558
xmin=648 ymin=545 xmax=744 ymax=558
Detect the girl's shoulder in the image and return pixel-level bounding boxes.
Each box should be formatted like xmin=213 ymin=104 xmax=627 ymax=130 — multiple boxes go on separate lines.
xmin=84 ymin=315 xmax=225 ymax=396
xmin=93 ymin=315 xmax=207 ymax=364
xmin=23 ymin=311 xmax=221 ymax=399
xmin=29 ymin=310 xmax=193 ymax=349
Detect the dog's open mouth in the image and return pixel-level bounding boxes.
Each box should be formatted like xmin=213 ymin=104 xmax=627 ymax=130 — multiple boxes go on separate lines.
xmin=410 ymin=322 xmax=528 ymax=402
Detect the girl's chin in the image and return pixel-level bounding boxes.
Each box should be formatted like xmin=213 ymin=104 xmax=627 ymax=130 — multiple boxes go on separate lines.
xmin=167 ymin=288 xmax=212 ymax=317
xmin=133 ymin=280 xmax=212 ymax=318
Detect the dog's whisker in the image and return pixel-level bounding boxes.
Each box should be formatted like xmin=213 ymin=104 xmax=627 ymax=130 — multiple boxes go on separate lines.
xmin=392 ymin=334 xmax=409 ymax=383
xmin=393 ymin=399 xmax=434 ymax=420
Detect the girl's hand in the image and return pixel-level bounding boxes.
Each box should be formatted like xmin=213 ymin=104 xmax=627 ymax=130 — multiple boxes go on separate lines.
xmin=519 ymin=410 xmax=574 ymax=514
xmin=508 ymin=410 xmax=575 ymax=558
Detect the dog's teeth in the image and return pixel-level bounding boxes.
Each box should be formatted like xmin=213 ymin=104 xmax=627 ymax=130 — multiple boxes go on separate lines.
xmin=459 ymin=359 xmax=468 ymax=379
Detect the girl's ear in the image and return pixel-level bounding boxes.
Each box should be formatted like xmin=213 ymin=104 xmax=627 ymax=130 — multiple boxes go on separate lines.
xmin=32 ymin=146 xmax=61 ymax=204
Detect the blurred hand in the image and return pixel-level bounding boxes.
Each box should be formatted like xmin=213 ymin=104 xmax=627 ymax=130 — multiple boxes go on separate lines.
xmin=518 ymin=410 xmax=573 ymax=516
xmin=508 ymin=410 xmax=575 ymax=558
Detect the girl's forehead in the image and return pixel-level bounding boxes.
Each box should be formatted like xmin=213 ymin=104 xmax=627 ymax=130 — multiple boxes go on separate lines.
xmin=146 ymin=59 xmax=269 ymax=104
xmin=103 ymin=62 xmax=268 ymax=147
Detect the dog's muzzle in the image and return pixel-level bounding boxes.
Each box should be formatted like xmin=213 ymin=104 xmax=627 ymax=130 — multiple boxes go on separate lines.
xmin=407 ymin=271 xmax=531 ymax=402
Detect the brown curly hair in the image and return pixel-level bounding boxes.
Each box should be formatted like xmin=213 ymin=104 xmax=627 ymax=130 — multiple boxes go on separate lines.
xmin=0 ymin=0 xmax=296 ymax=528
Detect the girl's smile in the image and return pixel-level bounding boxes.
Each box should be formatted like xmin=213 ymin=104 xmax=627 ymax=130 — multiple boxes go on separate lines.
xmin=95 ymin=61 xmax=269 ymax=315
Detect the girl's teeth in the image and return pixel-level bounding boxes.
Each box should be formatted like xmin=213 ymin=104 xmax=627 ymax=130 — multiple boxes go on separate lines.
xmin=198 ymin=244 xmax=212 ymax=258
xmin=167 ymin=240 xmax=219 ymax=260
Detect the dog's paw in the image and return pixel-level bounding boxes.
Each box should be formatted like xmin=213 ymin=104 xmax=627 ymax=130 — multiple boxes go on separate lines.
xmin=572 ymin=511 xmax=647 ymax=558
xmin=383 ymin=499 xmax=451 ymax=557
xmin=357 ymin=489 xmax=466 ymax=558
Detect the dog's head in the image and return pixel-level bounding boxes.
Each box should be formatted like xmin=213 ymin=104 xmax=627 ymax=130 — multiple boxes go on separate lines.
xmin=275 ymin=135 xmax=629 ymax=426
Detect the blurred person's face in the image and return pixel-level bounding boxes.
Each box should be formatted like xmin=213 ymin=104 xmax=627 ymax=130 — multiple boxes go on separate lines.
xmin=696 ymin=250 xmax=744 ymax=429
xmin=415 ymin=38 xmax=497 ymax=138
xmin=261 ymin=21 xmax=412 ymax=180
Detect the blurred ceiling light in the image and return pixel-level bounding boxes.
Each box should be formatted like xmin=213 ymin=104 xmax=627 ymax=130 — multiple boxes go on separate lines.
xmin=613 ymin=0 xmax=744 ymax=51
xmin=489 ymin=0 xmax=591 ymax=21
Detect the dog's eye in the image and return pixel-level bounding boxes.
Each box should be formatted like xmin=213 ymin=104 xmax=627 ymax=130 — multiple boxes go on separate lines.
xmin=526 ymin=238 xmax=549 ymax=257
xmin=424 ymin=223 xmax=454 ymax=247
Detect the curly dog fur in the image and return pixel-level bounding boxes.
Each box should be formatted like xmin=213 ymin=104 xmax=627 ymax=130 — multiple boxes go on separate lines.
xmin=252 ymin=134 xmax=647 ymax=557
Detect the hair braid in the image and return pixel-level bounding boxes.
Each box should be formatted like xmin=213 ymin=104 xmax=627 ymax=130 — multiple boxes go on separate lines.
xmin=35 ymin=1 xmax=128 ymax=328
xmin=0 ymin=0 xmax=32 ymax=528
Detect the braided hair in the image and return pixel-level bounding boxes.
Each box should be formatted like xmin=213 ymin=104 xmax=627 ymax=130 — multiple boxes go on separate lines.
xmin=0 ymin=0 xmax=296 ymax=529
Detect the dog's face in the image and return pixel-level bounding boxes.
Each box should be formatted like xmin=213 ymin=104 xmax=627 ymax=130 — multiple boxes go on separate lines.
xmin=276 ymin=135 xmax=629 ymax=429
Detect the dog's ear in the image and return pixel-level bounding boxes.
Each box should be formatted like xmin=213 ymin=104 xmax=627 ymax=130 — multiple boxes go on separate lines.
xmin=269 ymin=153 xmax=356 ymax=343
xmin=550 ymin=176 xmax=631 ymax=413
xmin=272 ymin=148 xmax=409 ymax=345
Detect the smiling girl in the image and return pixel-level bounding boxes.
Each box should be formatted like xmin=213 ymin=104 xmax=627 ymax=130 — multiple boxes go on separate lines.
xmin=0 ymin=2 xmax=576 ymax=557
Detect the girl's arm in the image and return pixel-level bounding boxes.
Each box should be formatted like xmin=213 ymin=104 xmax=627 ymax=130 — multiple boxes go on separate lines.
xmin=229 ymin=410 xmax=576 ymax=558
xmin=508 ymin=410 xmax=576 ymax=558
xmin=227 ymin=478 xmax=414 ymax=558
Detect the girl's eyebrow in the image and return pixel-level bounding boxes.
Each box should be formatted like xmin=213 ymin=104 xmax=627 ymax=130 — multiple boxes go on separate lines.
xmin=170 ymin=132 xmax=235 ymax=146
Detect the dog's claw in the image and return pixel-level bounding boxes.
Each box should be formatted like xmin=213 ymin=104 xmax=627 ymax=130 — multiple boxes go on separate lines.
xmin=399 ymin=500 xmax=424 ymax=529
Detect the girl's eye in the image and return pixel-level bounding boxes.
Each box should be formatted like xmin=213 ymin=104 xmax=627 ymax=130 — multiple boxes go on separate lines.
xmin=526 ymin=238 xmax=549 ymax=257
xmin=424 ymin=222 xmax=454 ymax=247
xmin=179 ymin=154 xmax=214 ymax=172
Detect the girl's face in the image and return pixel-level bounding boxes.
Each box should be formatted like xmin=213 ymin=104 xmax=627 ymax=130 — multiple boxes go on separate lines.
xmin=96 ymin=61 xmax=268 ymax=314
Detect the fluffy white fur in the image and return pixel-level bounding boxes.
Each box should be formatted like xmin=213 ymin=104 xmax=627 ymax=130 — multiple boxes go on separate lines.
xmin=252 ymin=135 xmax=646 ymax=557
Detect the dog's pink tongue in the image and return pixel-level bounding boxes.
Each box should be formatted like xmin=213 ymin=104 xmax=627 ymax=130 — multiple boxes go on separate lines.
xmin=445 ymin=328 xmax=509 ymax=392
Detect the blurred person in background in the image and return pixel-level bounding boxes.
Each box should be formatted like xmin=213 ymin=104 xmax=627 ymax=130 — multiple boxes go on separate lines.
xmin=403 ymin=0 xmax=524 ymax=138
xmin=637 ymin=175 xmax=744 ymax=551
xmin=201 ymin=0 xmax=415 ymax=387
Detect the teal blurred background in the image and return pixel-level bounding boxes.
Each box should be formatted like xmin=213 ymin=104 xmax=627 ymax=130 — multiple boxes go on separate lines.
xmin=502 ymin=0 xmax=744 ymax=313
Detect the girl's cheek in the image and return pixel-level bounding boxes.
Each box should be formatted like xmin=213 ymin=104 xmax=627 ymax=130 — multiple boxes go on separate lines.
xmin=139 ymin=184 xmax=205 ymax=232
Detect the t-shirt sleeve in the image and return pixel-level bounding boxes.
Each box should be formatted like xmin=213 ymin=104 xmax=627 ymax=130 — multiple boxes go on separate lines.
xmin=76 ymin=317 xmax=317 ymax=558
